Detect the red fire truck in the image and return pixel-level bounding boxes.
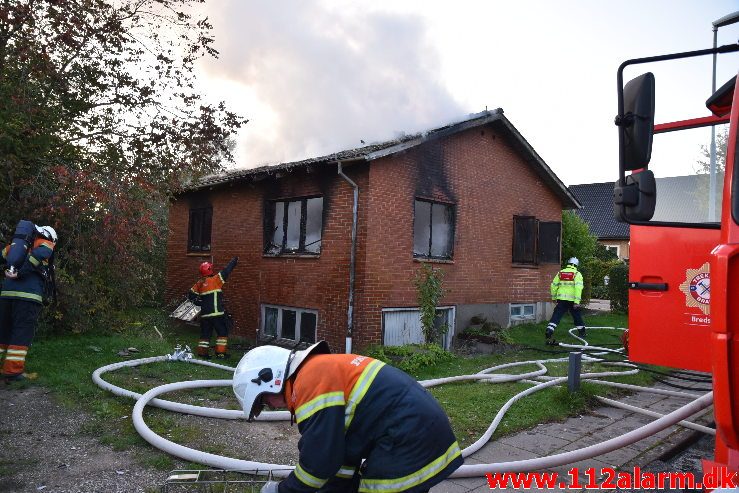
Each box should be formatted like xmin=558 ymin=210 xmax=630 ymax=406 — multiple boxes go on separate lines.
xmin=613 ymin=40 xmax=739 ymax=479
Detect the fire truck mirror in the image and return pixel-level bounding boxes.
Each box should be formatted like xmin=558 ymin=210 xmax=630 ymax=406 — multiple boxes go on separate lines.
xmin=621 ymin=72 xmax=655 ymax=171
xmin=613 ymin=170 xmax=656 ymax=222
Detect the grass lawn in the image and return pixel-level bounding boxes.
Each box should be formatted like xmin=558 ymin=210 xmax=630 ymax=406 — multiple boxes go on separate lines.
xmin=15 ymin=309 xmax=647 ymax=468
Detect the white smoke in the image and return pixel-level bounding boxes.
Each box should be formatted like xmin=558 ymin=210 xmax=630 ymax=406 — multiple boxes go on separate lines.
xmin=198 ymin=0 xmax=465 ymax=168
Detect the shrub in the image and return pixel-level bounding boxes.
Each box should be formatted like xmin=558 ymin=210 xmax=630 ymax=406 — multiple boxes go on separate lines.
xmin=608 ymin=262 xmax=629 ymax=313
xmin=413 ymin=264 xmax=447 ymax=344
xmin=363 ymin=344 xmax=454 ymax=374
xmin=591 ymin=285 xmax=609 ymax=299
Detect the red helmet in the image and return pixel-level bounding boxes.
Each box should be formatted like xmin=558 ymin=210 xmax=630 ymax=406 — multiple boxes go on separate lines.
xmin=199 ymin=262 xmax=214 ymax=276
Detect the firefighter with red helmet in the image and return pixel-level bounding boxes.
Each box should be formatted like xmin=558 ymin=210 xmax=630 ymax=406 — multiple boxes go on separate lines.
xmin=233 ymin=341 xmax=464 ymax=493
xmin=187 ymin=256 xmax=238 ymax=359
xmin=0 ymin=220 xmax=58 ymax=382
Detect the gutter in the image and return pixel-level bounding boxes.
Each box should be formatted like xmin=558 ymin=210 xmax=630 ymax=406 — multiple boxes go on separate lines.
xmin=337 ymin=161 xmax=359 ymax=354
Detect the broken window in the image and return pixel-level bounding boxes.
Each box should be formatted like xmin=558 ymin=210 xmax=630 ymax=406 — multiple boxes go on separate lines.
xmin=188 ymin=206 xmax=212 ymax=253
xmin=265 ymin=197 xmax=323 ymax=255
xmin=261 ymin=304 xmax=318 ymax=343
xmin=414 ymin=199 xmax=455 ymax=259
xmin=512 ymin=216 xmax=561 ymax=265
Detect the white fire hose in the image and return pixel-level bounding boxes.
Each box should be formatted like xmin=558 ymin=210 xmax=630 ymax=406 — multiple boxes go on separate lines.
xmin=93 ymin=331 xmax=714 ymax=478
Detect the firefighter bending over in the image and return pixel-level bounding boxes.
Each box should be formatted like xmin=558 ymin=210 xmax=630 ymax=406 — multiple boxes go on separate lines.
xmin=545 ymin=257 xmax=586 ymax=345
xmin=187 ymin=256 xmax=238 ymax=359
xmin=233 ymin=341 xmax=464 ymax=493
xmin=0 ymin=220 xmax=57 ymax=382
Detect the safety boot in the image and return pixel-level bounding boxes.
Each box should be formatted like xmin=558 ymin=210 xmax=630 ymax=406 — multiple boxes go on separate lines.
xmin=577 ymin=326 xmax=586 ymax=337
xmin=545 ymin=328 xmax=557 ymax=345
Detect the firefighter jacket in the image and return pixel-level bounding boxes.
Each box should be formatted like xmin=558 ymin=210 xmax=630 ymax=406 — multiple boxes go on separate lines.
xmin=550 ymin=265 xmax=584 ymax=304
xmin=280 ymin=353 xmax=463 ymax=493
xmin=188 ymin=257 xmax=238 ymax=318
xmin=1 ymin=238 xmax=55 ymax=305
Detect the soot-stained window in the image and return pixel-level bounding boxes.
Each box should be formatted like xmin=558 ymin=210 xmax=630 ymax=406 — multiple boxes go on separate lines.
xmin=265 ymin=197 xmax=323 ymax=255
xmin=414 ymin=199 xmax=455 ymax=259
xmin=188 ymin=206 xmax=212 ymax=253
xmin=512 ymin=216 xmax=561 ymax=265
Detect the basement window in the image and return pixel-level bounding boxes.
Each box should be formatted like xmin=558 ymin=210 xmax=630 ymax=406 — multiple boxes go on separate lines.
xmin=188 ymin=206 xmax=212 ymax=253
xmin=413 ymin=199 xmax=455 ymax=259
xmin=265 ymin=197 xmax=323 ymax=255
xmin=262 ymin=304 xmax=317 ymax=343
xmin=512 ymin=216 xmax=561 ymax=265
xmin=510 ymin=303 xmax=536 ymax=321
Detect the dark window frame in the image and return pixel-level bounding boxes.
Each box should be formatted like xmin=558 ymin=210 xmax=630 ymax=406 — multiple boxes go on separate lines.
xmin=264 ymin=196 xmax=323 ymax=256
xmin=188 ymin=206 xmax=212 ymax=253
xmin=413 ymin=198 xmax=456 ymax=260
xmin=261 ymin=304 xmax=318 ymax=344
xmin=512 ymin=215 xmax=561 ymax=265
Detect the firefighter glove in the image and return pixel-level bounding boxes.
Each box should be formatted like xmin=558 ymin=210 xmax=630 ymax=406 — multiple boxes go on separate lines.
xmin=260 ymin=481 xmax=279 ymax=493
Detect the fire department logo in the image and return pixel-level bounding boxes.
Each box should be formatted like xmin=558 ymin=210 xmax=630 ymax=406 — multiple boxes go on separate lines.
xmin=678 ymin=262 xmax=710 ymax=315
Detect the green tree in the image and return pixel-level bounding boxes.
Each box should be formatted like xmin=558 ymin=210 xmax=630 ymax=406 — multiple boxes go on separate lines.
xmin=0 ymin=1 xmax=246 ymax=332
xmin=561 ymin=211 xmax=596 ymax=266
xmin=696 ymin=127 xmax=728 ymax=174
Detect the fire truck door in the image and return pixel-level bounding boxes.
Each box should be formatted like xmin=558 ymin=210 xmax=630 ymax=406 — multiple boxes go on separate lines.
xmin=628 ymin=225 xmax=719 ymax=371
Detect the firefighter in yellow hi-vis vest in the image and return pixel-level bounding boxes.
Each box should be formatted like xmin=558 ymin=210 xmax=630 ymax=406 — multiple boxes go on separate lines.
xmin=545 ymin=257 xmax=586 ymax=345
xmin=188 ymin=256 xmax=238 ymax=359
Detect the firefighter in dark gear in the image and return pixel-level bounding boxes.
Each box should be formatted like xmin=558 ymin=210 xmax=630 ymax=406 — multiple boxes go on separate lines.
xmin=545 ymin=257 xmax=586 ymax=345
xmin=188 ymin=256 xmax=238 ymax=359
xmin=233 ymin=342 xmax=464 ymax=493
xmin=0 ymin=221 xmax=57 ymax=382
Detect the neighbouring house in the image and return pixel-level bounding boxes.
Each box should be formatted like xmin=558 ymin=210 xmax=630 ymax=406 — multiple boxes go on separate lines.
xmin=569 ymin=182 xmax=630 ymax=260
xmin=166 ymin=109 xmax=580 ymax=352
xmin=570 ymin=174 xmax=721 ymax=261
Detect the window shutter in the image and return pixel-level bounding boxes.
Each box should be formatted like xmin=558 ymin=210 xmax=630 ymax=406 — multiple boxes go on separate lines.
xmin=512 ymin=216 xmax=537 ymax=264
xmin=538 ymin=221 xmax=561 ymax=264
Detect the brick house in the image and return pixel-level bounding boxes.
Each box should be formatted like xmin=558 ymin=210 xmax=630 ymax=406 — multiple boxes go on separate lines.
xmin=166 ymin=109 xmax=580 ymax=353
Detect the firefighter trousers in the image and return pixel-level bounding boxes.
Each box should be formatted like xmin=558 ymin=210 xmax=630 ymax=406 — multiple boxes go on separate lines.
xmin=198 ymin=315 xmax=229 ymax=356
xmin=0 ymin=298 xmax=42 ymax=377
xmin=548 ymin=299 xmax=584 ymax=328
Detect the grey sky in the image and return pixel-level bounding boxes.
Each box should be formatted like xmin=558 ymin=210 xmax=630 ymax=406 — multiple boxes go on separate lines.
xmin=197 ymin=1 xmax=739 ymax=185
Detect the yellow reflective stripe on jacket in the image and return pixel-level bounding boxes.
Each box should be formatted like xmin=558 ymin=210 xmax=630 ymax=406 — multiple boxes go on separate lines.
xmin=200 ymin=311 xmax=225 ymax=318
xmin=29 ymin=256 xmax=40 ymax=266
xmin=336 ymin=465 xmax=357 ymax=479
xmin=295 ymin=391 xmax=345 ymax=424
xmin=359 ymin=441 xmax=462 ymax=492
xmin=344 ymin=359 xmax=385 ymax=430
xmin=0 ymin=291 xmax=43 ymax=302
xmin=295 ymin=463 xmax=327 ymax=489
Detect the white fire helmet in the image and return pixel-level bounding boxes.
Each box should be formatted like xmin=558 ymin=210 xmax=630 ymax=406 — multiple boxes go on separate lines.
xmin=567 ymin=257 xmax=579 ymax=266
xmin=36 ymin=225 xmax=58 ymax=243
xmin=232 ymin=341 xmax=330 ymax=421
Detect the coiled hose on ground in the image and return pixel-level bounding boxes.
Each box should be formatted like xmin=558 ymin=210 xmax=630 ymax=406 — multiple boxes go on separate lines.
xmin=93 ymin=329 xmax=714 ymax=478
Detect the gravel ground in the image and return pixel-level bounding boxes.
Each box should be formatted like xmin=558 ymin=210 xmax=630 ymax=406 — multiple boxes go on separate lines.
xmin=0 ymin=385 xmax=299 ymax=493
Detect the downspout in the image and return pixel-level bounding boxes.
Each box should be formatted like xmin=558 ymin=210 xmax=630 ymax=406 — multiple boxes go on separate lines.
xmin=337 ymin=162 xmax=359 ymax=354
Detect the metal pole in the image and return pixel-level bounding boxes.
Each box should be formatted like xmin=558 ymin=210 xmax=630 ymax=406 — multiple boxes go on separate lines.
xmin=568 ymin=352 xmax=582 ymax=393
xmin=708 ymin=26 xmax=718 ymax=222
xmin=708 ymin=11 xmax=739 ymax=221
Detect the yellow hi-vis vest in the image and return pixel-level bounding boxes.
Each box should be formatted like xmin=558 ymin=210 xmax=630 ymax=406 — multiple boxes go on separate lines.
xmin=550 ymin=265 xmax=583 ymax=304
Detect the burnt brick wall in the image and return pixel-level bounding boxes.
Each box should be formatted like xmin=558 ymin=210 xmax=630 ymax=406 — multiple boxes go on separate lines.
xmin=166 ymin=164 xmax=370 ymax=352
xmin=167 ymin=124 xmax=568 ymax=352
xmin=353 ymin=125 xmax=564 ymax=348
